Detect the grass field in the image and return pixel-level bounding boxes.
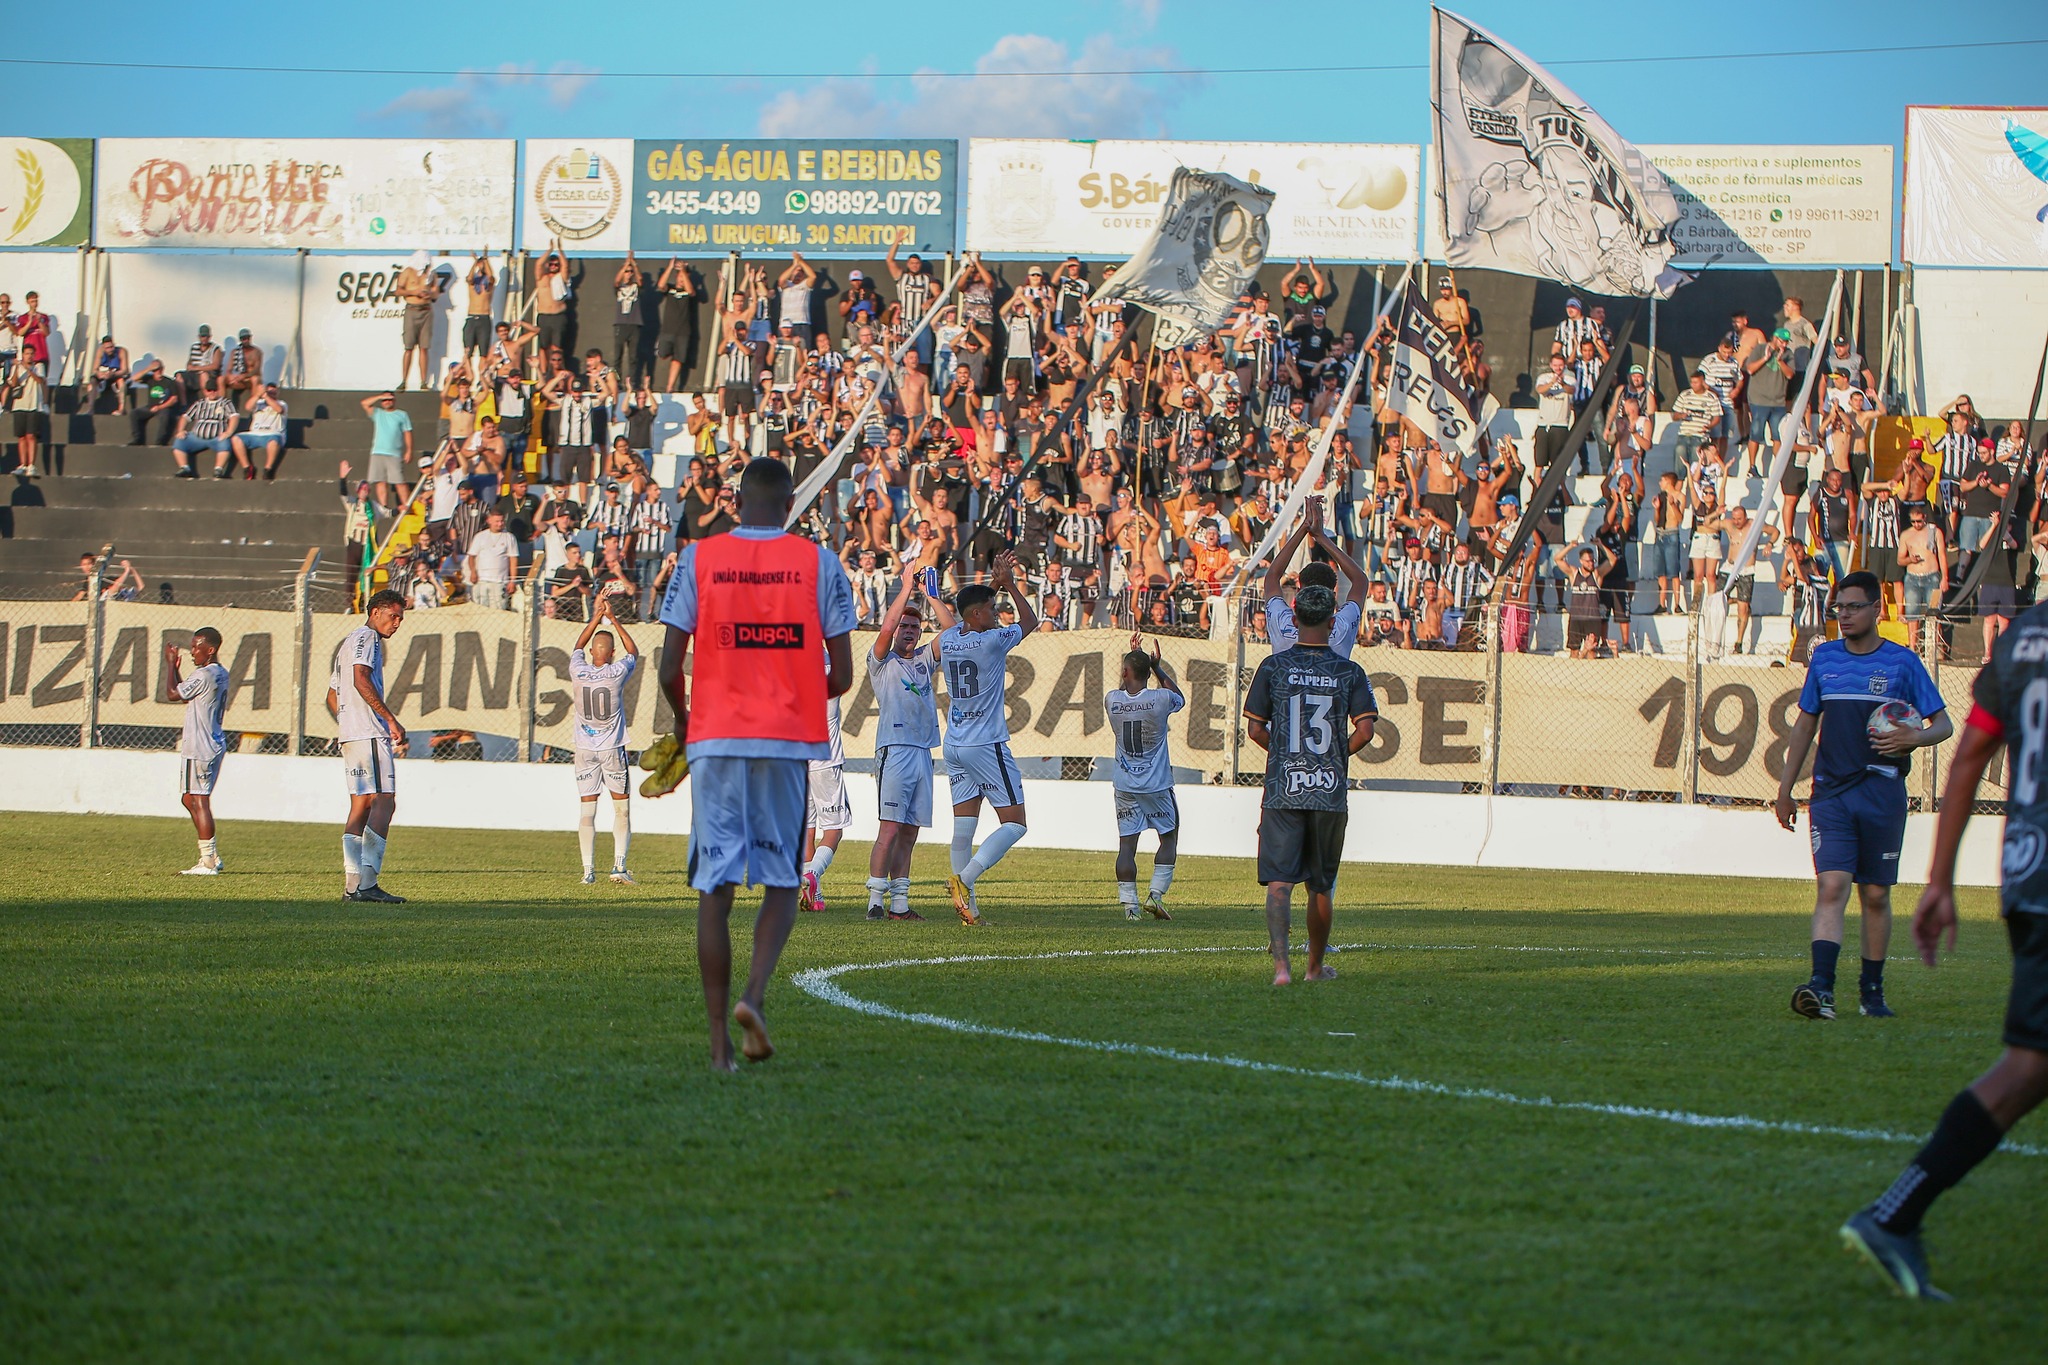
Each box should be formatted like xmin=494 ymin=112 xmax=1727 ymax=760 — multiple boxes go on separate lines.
xmin=2 ymin=808 xmax=2041 ymax=1362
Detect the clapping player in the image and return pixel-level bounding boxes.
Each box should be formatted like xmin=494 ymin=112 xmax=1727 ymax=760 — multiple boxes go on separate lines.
xmin=864 ymin=563 xmax=954 ymax=921
xmin=165 ymin=628 xmax=230 ymax=876
xmin=938 ymin=550 xmax=1038 ymax=926
xmin=569 ymin=593 xmax=639 ymax=885
xmin=1107 ymin=633 xmax=1184 ymax=921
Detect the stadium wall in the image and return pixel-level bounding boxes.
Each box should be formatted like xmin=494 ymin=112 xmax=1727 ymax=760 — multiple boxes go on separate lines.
xmin=6 ymin=748 xmax=2002 ymax=887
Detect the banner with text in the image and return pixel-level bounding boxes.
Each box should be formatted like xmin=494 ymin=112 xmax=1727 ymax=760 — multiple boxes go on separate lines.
xmin=0 ymin=138 xmax=94 ymax=247
xmin=1904 ymin=108 xmax=2048 ymax=269
xmin=94 ymin=139 xmax=515 ymax=250
xmin=630 ymin=140 xmax=957 ymax=256
xmin=1640 ymin=144 xmax=1892 ymax=267
xmin=521 ymin=140 xmax=633 ymax=253
xmin=965 ymin=139 xmax=1419 ymax=261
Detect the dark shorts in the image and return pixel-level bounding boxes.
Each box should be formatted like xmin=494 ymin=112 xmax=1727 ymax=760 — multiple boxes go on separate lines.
xmin=1256 ymin=806 xmax=1348 ymax=895
xmin=1780 ymin=465 xmax=1809 ymax=498
xmin=1810 ymin=779 xmax=1908 ymax=885
xmin=461 ymin=315 xmax=492 ymax=352
xmin=536 ymin=312 xmax=569 ymax=351
xmin=1866 ymin=545 xmax=1902 ymax=583
xmin=1980 ymin=584 xmax=2017 ymax=620
xmin=720 ymin=383 xmax=756 ymax=416
xmin=1600 ymin=583 xmax=1631 ymax=620
xmin=1729 ymin=574 xmax=1755 ymax=605
xmin=1423 ymin=490 xmax=1458 ymax=525
xmin=2003 ymin=911 xmax=2048 ymax=1053
xmin=12 ymin=410 xmax=49 ymax=439
xmin=655 ymin=330 xmax=690 ymax=361
xmin=402 ymin=306 xmax=433 ymax=350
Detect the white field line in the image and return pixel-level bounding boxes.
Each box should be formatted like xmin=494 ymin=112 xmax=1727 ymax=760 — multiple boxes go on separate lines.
xmin=790 ymin=943 xmax=2043 ymax=1158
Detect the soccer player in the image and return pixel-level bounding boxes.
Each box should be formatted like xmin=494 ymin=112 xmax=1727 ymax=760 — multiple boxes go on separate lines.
xmin=657 ymin=457 xmax=855 ymax=1071
xmin=1244 ymin=584 xmax=1377 ymax=986
xmin=1839 ymin=600 xmax=2048 ymax=1300
xmin=1774 ymin=570 xmax=1951 ymax=1020
xmin=164 ymin=627 xmax=230 ymax=875
xmin=326 ymin=588 xmax=410 ymax=904
xmin=1262 ymin=500 xmax=1366 ymax=654
xmin=1108 ymin=634 xmax=1184 ymax=921
xmin=570 ymin=593 xmax=639 ymax=885
xmin=938 ymin=551 xmax=1038 ymax=925
xmin=799 ymin=647 xmax=850 ymax=914
xmin=864 ymin=563 xmax=954 ymax=921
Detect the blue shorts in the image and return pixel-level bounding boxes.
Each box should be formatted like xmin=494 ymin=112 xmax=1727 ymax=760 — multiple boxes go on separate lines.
xmin=1809 ymin=780 xmax=1908 ymax=886
xmin=1748 ymin=405 xmax=1787 ymax=445
xmin=239 ymin=433 xmax=284 ymax=455
xmin=173 ymin=435 xmax=230 ymax=455
xmin=686 ymin=755 xmax=807 ymax=892
xmin=1654 ymin=528 xmax=1687 ymax=579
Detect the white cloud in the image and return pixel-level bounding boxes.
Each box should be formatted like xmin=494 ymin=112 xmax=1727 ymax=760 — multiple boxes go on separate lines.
xmin=369 ymin=64 xmax=597 ymax=137
xmin=758 ymin=33 xmax=1188 ymax=140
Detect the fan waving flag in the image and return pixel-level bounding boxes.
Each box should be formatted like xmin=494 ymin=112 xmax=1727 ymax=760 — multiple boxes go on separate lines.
xmin=1386 ymin=278 xmax=1498 ymax=458
xmin=1432 ymin=7 xmax=1685 ymax=298
xmin=1095 ymin=168 xmax=1275 ymax=349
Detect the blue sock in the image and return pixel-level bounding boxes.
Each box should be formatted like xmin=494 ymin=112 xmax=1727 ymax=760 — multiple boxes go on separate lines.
xmin=1810 ymin=939 xmax=1841 ymax=992
xmin=1860 ymin=957 xmax=1886 ymax=993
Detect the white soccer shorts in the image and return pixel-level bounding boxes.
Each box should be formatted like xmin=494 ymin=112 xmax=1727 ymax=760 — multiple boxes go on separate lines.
xmin=874 ymin=745 xmax=934 ymax=828
xmin=1114 ymin=788 xmax=1179 ymax=838
xmin=807 ymin=763 xmax=853 ymax=832
xmin=942 ymin=740 xmax=1024 ymax=808
xmin=179 ymin=754 xmax=223 ymax=796
xmin=575 ymin=746 xmax=629 ymax=798
xmin=341 ymin=738 xmax=398 ymax=796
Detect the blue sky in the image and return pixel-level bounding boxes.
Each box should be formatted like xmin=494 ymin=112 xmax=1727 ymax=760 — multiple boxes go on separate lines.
xmin=6 ymin=0 xmax=2042 ymax=146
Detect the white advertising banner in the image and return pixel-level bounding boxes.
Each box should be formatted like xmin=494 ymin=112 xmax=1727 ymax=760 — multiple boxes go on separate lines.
xmin=1641 ymin=144 xmax=1892 ymax=266
xmin=298 ymin=255 xmax=469 ymax=390
xmin=95 ymin=139 xmax=515 ymax=251
xmin=106 ymin=253 xmax=303 ymax=381
xmin=519 ymin=139 xmax=633 ymax=253
xmin=1904 ymin=108 xmax=2048 ymax=268
xmin=966 ymin=139 xmax=1418 ymax=261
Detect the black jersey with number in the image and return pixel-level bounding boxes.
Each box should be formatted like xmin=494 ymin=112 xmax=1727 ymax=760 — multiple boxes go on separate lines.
xmin=1971 ymin=600 xmax=2048 ymax=917
xmin=1245 ymin=645 xmax=1376 ymax=812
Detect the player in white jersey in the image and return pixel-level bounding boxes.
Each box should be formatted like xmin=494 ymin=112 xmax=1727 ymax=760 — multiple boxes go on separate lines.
xmin=863 ymin=562 xmax=956 ymax=920
xmin=569 ymin=593 xmax=640 ymax=885
xmin=164 ymin=626 xmax=231 ymax=875
xmin=1262 ymin=501 xmax=1367 ymax=654
xmin=936 ymin=552 xmax=1038 ymax=925
xmin=325 ymin=589 xmax=409 ymax=903
xmin=799 ymin=647 xmax=850 ymax=914
xmin=1107 ymin=635 xmax=1185 ymax=921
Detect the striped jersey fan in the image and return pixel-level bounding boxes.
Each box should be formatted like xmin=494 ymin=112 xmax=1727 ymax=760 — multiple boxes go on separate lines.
xmin=1866 ymin=700 xmax=1923 ymax=741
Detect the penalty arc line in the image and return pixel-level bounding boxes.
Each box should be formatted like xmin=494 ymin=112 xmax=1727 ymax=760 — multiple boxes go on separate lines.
xmin=790 ymin=943 xmax=2045 ymax=1159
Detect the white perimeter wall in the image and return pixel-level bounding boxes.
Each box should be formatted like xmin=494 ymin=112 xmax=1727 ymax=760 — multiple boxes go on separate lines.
xmin=1911 ymin=267 xmax=2048 ymax=419
xmin=3 ymin=748 xmax=2002 ymax=888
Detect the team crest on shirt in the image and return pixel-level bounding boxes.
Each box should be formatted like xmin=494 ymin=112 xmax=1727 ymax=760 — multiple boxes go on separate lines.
xmin=1867 ymin=674 xmax=1889 ymax=695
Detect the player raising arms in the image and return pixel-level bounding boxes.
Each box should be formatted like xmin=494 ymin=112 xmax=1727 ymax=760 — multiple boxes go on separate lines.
xmin=799 ymin=646 xmax=850 ymax=914
xmin=327 ymin=589 xmax=410 ymax=903
xmin=1839 ymin=597 xmax=2048 ymax=1300
xmin=1108 ymin=633 xmax=1184 ymax=921
xmin=164 ymin=627 xmax=230 ymax=875
xmin=939 ymin=551 xmax=1038 ymax=926
xmin=570 ymin=593 xmax=639 ymax=885
xmin=657 ymin=457 xmax=855 ymax=1071
xmin=1244 ymin=584 xmax=1376 ymax=986
xmin=1262 ymin=500 xmax=1366 ymax=654
xmin=1774 ymin=571 xmax=1951 ymax=1020
xmin=864 ymin=563 xmax=954 ymax=921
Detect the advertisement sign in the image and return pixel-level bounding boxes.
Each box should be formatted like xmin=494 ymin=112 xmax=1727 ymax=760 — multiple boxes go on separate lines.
xmin=1641 ymin=144 xmax=1892 ymax=266
xmin=521 ymin=139 xmax=632 ymax=253
xmin=966 ymin=139 xmax=1419 ymax=260
xmin=1904 ymin=107 xmax=2048 ymax=268
xmin=95 ymin=139 xmax=515 ymax=250
xmin=0 ymin=138 xmax=93 ymax=247
xmin=629 ymin=140 xmax=957 ymax=255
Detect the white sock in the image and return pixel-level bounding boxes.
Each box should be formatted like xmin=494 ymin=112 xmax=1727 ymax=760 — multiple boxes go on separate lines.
xmin=578 ymin=803 xmax=597 ymax=873
xmin=611 ymin=798 xmax=631 ymax=870
xmin=1150 ymin=863 xmax=1176 ymax=898
xmin=806 ymin=843 xmax=837 ymax=878
xmin=865 ymin=875 xmax=889 ymax=909
xmin=198 ymin=837 xmax=218 ymax=868
xmin=1117 ymin=880 xmax=1139 ymax=907
xmin=343 ymin=833 xmax=363 ymax=893
xmin=890 ymin=876 xmax=911 ymax=914
xmin=360 ymin=828 xmax=386 ymax=888
xmin=950 ymin=816 xmax=977 ymax=875
xmin=963 ymin=821 xmax=1027 ymax=885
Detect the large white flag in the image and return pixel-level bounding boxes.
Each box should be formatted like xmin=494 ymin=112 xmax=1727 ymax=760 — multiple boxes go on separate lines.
xmin=1095 ymin=168 xmax=1274 ymax=349
xmin=1432 ymin=7 xmax=1684 ymax=298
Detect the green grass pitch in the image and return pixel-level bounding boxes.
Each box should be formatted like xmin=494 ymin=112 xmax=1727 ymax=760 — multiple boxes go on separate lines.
xmin=1 ymin=808 xmax=2041 ymax=1361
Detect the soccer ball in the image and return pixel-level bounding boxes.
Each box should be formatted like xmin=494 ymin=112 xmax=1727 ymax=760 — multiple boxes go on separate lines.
xmin=1866 ymin=700 xmax=1923 ymax=741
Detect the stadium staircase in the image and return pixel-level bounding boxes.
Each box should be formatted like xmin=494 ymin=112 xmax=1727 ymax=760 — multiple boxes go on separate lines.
xmin=0 ymin=387 xmax=441 ymax=607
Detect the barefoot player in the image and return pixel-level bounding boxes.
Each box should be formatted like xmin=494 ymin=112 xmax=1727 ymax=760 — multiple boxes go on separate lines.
xmin=327 ymin=589 xmax=410 ymax=903
xmin=864 ymin=563 xmax=954 ymax=920
xmin=570 ymin=594 xmax=639 ymax=885
xmin=1243 ymin=584 xmax=1376 ymax=986
xmin=657 ymin=457 xmax=855 ymax=1071
xmin=165 ymin=627 xmax=230 ymax=875
xmin=1107 ymin=633 xmax=1183 ymax=921
xmin=939 ymin=550 xmax=1038 ymax=925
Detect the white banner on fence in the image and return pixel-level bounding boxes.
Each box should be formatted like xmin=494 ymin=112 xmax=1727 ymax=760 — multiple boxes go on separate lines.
xmin=1904 ymin=108 xmax=2048 ymax=269
xmin=519 ymin=140 xmax=633 ymax=253
xmin=965 ymin=139 xmax=1418 ymax=261
xmin=95 ymin=139 xmax=515 ymax=251
xmin=1640 ymin=144 xmax=1893 ymax=266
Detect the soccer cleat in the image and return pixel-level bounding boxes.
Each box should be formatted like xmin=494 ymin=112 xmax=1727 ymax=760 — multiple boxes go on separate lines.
xmin=341 ymin=889 xmax=362 ymax=902
xmin=887 ymin=907 xmax=925 ymax=921
xmin=948 ymin=874 xmax=982 ymax=926
xmin=865 ymin=902 xmax=887 ymax=921
xmin=609 ymin=869 xmax=637 ymax=885
xmin=636 ymin=734 xmax=690 ymax=797
xmin=1840 ymin=1208 xmax=1951 ymax=1301
xmin=1791 ymin=984 xmax=1836 ymax=1020
xmin=180 ymin=862 xmax=221 ymax=876
xmin=1143 ymin=891 xmax=1172 ymax=921
xmin=1124 ymin=903 xmax=1143 ymax=921
xmin=354 ymin=885 xmax=407 ymax=904
xmin=582 ymin=869 xmax=597 ymax=885
xmin=1860 ymin=989 xmax=1897 ymax=1019
xmin=799 ymin=870 xmax=826 ymax=913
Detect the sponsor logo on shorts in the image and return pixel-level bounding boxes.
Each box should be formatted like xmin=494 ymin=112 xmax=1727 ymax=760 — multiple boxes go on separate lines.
xmin=752 ymin=838 xmax=783 ymax=852
xmin=717 ymin=621 xmax=806 ymax=649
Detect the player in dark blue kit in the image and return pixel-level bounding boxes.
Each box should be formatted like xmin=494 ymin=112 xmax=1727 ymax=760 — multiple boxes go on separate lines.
xmin=1773 ymin=572 xmax=1951 ymax=1020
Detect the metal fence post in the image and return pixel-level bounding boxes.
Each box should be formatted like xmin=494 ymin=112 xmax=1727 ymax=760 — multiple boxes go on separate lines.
xmin=81 ymin=544 xmax=113 ymax=749
xmin=1226 ymin=594 xmax=1246 ymax=785
xmin=1922 ymin=612 xmax=1943 ymax=811
xmin=287 ymin=549 xmax=319 ymax=757
xmin=1485 ymin=600 xmax=1505 ymax=794
xmin=518 ymin=582 xmax=542 ymax=761
xmin=1682 ymin=609 xmax=1701 ymax=803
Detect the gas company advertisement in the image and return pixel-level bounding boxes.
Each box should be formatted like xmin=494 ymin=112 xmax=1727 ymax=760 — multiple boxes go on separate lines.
xmin=629 ymin=140 xmax=957 ymax=255
xmin=94 ymin=139 xmax=516 ymax=250
xmin=966 ymin=139 xmax=1420 ymax=260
